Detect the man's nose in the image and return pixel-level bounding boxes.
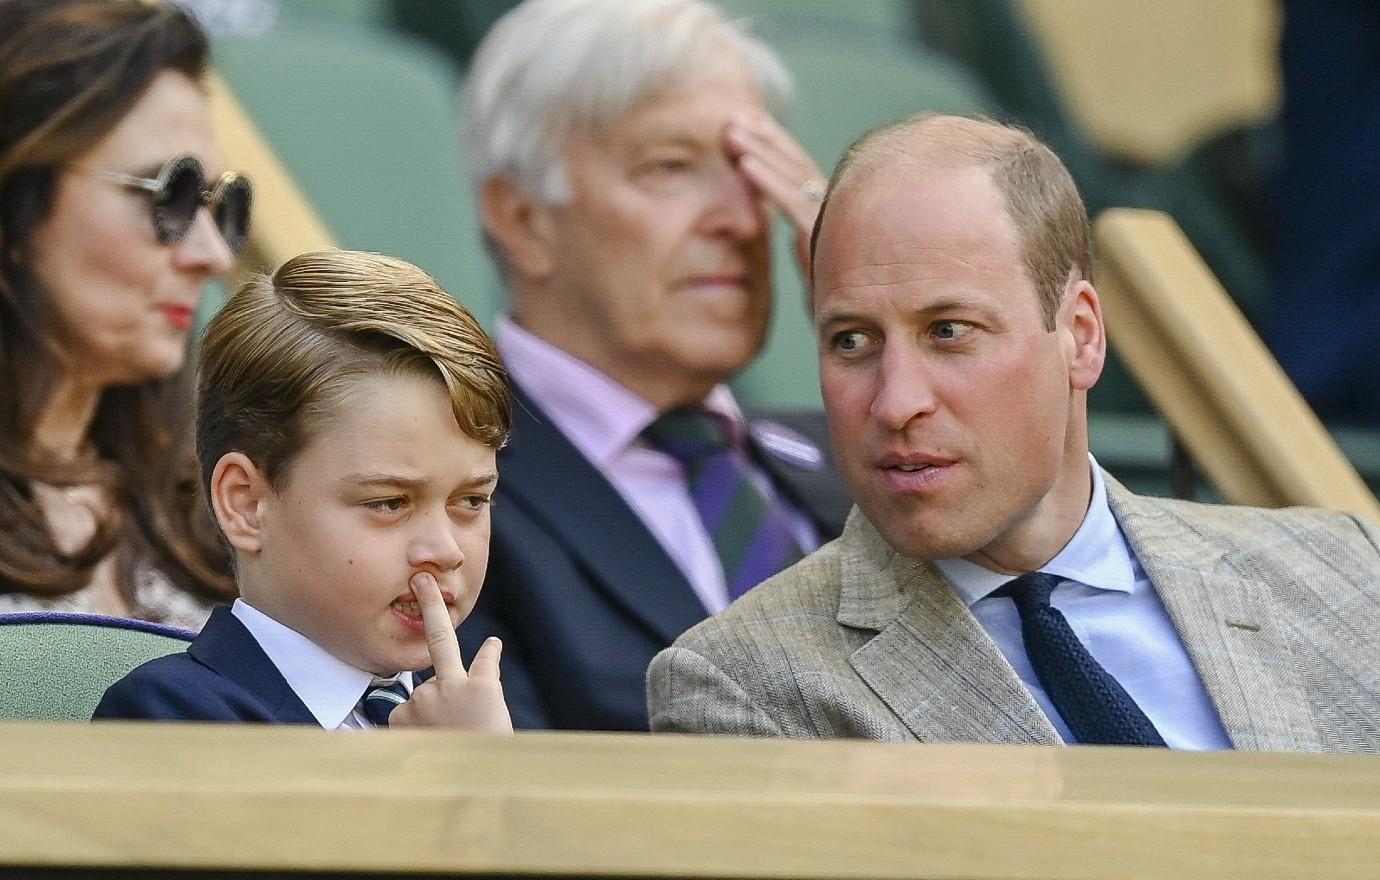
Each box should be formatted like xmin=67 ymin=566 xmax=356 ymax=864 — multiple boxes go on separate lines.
xmin=702 ymin=161 xmax=764 ymax=240
xmin=406 ymin=511 xmax=465 ymax=572
xmin=869 ymin=345 xmax=939 ymax=431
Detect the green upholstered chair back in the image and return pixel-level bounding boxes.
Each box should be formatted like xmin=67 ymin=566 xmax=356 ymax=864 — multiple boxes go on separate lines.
xmin=212 ymin=25 xmax=503 ymax=327
xmin=0 ymin=613 xmax=194 ymax=721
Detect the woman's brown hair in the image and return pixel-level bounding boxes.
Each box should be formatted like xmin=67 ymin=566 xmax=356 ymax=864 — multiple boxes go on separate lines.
xmin=0 ymin=0 xmax=233 ymax=600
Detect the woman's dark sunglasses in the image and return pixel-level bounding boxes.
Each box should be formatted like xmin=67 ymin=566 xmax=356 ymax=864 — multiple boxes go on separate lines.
xmin=92 ymin=155 xmax=253 ymax=254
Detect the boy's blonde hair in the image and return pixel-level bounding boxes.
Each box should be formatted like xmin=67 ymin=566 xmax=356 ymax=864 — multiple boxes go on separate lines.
xmin=196 ymin=250 xmax=511 ymax=499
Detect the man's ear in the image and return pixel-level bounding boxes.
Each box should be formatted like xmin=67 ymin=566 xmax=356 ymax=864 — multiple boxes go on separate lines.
xmin=481 ymin=176 xmax=556 ymax=281
xmin=210 ymin=452 xmax=270 ymax=555
xmin=1062 ymin=278 xmax=1107 ymax=392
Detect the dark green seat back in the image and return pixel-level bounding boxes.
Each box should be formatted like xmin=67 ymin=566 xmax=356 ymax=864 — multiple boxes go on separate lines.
xmin=213 ymin=25 xmax=502 ymax=325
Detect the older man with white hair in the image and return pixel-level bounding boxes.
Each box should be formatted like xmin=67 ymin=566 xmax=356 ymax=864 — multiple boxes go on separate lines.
xmin=458 ymin=0 xmax=849 ymax=731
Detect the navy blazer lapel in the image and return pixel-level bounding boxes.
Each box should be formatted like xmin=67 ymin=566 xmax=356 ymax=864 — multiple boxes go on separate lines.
xmin=499 ymin=386 xmax=706 ymax=645
xmin=188 ymin=607 xmax=318 ymax=724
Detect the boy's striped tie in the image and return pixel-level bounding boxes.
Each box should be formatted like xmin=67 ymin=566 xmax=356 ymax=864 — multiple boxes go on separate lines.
xmin=358 ymin=676 xmax=410 ymax=727
xmin=643 ymin=408 xmax=803 ymax=599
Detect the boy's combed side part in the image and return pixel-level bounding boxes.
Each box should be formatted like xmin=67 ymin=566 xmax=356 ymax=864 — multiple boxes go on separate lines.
xmin=196 ymin=250 xmax=511 ymax=501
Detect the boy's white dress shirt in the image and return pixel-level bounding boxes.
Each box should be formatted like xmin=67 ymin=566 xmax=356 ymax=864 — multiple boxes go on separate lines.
xmin=231 ymin=599 xmax=413 ymax=729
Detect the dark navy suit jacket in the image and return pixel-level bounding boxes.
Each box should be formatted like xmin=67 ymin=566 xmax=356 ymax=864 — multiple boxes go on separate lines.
xmin=94 ymin=606 xmax=320 ymax=724
xmin=459 ymin=383 xmax=850 ymax=732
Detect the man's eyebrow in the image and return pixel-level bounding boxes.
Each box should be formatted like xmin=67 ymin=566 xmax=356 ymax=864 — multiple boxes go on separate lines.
xmin=629 ymin=127 xmax=711 ymax=151
xmin=814 ymin=296 xmax=991 ymax=327
xmin=813 ymin=309 xmax=869 ymax=329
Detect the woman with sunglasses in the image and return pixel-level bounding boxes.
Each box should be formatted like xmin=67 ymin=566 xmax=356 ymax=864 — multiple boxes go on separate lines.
xmin=0 ymin=0 xmax=252 ymax=627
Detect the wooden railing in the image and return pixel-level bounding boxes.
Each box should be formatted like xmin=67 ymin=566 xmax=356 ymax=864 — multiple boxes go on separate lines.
xmin=3 ymin=722 xmax=1380 ymax=878
xmin=1094 ymin=208 xmax=1380 ymax=521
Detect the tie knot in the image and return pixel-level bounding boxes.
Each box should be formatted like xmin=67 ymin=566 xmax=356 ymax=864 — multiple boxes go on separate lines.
xmin=359 ymin=675 xmax=409 ymax=727
xmin=642 ymin=408 xmax=733 ymax=463
xmin=994 ymin=571 xmax=1061 ymax=611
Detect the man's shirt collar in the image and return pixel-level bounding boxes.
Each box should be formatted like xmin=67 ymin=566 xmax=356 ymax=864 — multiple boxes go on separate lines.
xmin=935 ymin=454 xmax=1138 ymax=607
xmin=496 ymin=314 xmax=747 ymax=465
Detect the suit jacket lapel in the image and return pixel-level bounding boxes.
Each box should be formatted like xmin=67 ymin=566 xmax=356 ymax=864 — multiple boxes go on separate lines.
xmin=499 ymin=386 xmax=706 ymax=645
xmin=189 ymin=607 xmax=317 ymax=724
xmin=743 ymin=410 xmax=851 ymax=540
xmin=836 ymin=510 xmax=1062 ymax=744
xmin=1107 ymin=478 xmax=1321 ymax=751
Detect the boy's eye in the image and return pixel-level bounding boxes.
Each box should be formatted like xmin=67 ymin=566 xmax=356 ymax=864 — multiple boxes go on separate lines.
xmin=364 ymin=497 xmax=407 ymax=514
xmin=453 ymin=494 xmax=492 ymax=513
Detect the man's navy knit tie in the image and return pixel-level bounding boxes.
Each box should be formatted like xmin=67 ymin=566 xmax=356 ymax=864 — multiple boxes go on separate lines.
xmin=643 ymin=408 xmax=802 ymax=599
xmin=994 ymin=572 xmax=1166 ymax=746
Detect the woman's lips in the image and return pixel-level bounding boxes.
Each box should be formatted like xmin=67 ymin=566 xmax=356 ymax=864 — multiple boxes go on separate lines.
xmin=680 ymin=274 xmax=747 ymax=291
xmin=159 ymin=303 xmax=194 ymax=330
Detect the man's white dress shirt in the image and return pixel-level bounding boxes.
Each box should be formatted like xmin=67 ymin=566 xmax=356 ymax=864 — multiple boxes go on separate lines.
xmin=231 ymin=599 xmax=413 ymax=730
xmin=497 ymin=315 xmax=818 ymax=614
xmin=934 ymin=456 xmax=1232 ymax=749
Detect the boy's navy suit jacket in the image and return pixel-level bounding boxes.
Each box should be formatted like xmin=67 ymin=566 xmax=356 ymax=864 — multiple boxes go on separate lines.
xmin=93 ymin=606 xmax=319 ymax=723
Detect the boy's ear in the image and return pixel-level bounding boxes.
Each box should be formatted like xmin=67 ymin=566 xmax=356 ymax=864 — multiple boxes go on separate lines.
xmin=210 ymin=452 xmax=269 ymax=554
xmin=481 ymin=176 xmax=556 ymax=281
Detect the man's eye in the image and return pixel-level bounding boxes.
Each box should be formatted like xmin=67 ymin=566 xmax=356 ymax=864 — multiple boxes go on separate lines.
xmin=638 ymin=156 xmax=693 ymax=178
xmin=832 ymin=330 xmax=869 ymax=353
xmin=932 ymin=321 xmax=970 ymax=341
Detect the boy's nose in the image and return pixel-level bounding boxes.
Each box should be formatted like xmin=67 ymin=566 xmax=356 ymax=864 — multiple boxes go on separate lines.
xmin=406 ymin=516 xmax=465 ymax=572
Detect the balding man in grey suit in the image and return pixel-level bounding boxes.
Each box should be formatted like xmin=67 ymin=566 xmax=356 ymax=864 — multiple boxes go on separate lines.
xmin=648 ymin=114 xmax=1380 ymax=751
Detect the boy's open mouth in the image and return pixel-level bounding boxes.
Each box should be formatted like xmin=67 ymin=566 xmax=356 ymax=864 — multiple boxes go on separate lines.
xmin=390 ymin=589 xmax=457 ymax=620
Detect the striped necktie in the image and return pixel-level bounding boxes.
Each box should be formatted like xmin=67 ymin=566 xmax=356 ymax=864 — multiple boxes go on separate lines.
xmin=995 ymin=572 xmax=1166 ymax=746
xmin=643 ymin=408 xmax=803 ymax=599
xmin=358 ymin=676 xmax=410 ymax=727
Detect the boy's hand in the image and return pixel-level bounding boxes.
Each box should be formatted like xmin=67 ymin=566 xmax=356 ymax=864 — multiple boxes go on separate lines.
xmin=388 ymin=572 xmax=513 ymax=734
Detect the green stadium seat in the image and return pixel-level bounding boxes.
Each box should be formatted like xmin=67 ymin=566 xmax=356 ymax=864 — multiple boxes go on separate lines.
xmin=0 ymin=613 xmax=193 ymax=721
xmin=213 ymin=25 xmax=503 ymax=326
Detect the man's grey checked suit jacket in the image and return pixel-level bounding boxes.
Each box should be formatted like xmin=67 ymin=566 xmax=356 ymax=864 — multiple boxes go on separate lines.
xmin=648 ymin=474 xmax=1380 ymax=752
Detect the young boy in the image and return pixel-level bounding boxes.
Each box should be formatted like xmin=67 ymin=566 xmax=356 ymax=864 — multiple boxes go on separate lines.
xmin=95 ymin=250 xmax=512 ymax=732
